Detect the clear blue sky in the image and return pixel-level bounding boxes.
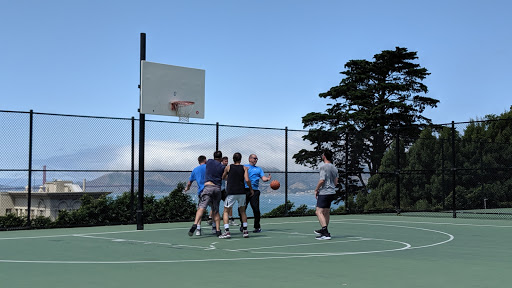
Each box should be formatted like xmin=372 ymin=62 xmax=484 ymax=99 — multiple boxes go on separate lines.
xmin=2 ymin=0 xmax=511 ymax=130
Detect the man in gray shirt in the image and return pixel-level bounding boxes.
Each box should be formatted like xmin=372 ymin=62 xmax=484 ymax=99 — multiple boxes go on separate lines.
xmin=313 ymin=149 xmax=338 ymax=240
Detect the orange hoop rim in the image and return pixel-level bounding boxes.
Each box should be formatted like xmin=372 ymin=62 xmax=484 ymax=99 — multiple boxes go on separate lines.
xmin=170 ymin=100 xmax=195 ymax=111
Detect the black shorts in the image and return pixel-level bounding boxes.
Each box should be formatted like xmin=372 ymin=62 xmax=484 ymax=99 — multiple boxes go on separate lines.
xmin=316 ymin=194 xmax=337 ymax=209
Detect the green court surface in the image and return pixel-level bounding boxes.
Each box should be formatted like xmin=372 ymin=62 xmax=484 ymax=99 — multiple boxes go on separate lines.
xmin=1 ymin=215 xmax=511 ymax=288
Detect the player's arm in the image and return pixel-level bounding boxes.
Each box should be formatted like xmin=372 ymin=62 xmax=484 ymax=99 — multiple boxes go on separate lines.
xmin=261 ymin=173 xmax=271 ymax=182
xmin=314 ymin=179 xmax=325 ymax=198
xmin=184 ymin=180 xmax=193 ymax=192
xmin=244 ymin=166 xmax=254 ymax=196
xmin=222 ymin=165 xmax=230 ymax=180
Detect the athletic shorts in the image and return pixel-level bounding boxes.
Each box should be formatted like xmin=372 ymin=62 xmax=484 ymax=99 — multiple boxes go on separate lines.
xmin=224 ymin=194 xmax=246 ymax=208
xmin=316 ymin=194 xmax=337 ymax=209
xmin=198 ymin=185 xmax=221 ymax=213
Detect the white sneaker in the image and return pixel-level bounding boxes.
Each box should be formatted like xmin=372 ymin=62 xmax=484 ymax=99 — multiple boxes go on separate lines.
xmin=218 ymin=231 xmax=231 ymax=239
xmin=195 ymin=229 xmax=201 ymax=236
xmin=315 ymin=233 xmax=331 ymax=240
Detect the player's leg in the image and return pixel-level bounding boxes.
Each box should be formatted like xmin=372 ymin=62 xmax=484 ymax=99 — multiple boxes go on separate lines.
xmin=219 ymin=195 xmax=233 ymax=239
xmin=238 ymin=195 xmax=249 ymax=238
xmin=315 ymin=206 xmax=328 ymax=227
xmin=314 ymin=195 xmax=332 ymax=240
xmin=189 ymin=188 xmax=214 ymax=236
xmin=250 ymin=190 xmax=261 ymax=232
xmin=212 ymin=186 xmax=222 ymax=236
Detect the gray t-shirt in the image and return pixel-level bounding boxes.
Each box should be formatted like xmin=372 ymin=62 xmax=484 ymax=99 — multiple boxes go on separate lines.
xmin=318 ymin=163 xmax=338 ymax=195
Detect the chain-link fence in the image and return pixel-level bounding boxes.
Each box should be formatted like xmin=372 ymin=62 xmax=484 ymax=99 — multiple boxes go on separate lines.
xmin=352 ymin=120 xmax=512 ymax=219
xmin=0 ymin=110 xmax=320 ymax=229
xmin=1 ymin=110 xmax=511 ymax=230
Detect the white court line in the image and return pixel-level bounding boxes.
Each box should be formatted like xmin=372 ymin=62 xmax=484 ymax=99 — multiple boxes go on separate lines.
xmin=225 ymin=237 xmax=366 ymax=252
xmin=0 ymin=227 xmax=186 ymax=241
xmin=75 ymin=234 xmax=210 ymax=250
xmin=0 ymin=219 xmax=457 ymax=263
xmin=332 ymin=218 xmax=512 ymax=228
xmin=247 ymin=238 xmax=412 ymax=255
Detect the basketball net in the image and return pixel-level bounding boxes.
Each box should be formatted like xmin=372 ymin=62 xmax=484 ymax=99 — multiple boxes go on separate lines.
xmin=170 ymin=101 xmax=195 ymax=122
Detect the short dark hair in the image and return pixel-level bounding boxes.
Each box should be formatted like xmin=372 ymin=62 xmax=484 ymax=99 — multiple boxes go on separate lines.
xmin=198 ymin=155 xmax=206 ymax=163
xmin=323 ymin=149 xmax=333 ymax=162
xmin=214 ymin=151 xmax=222 ymax=159
xmin=233 ymin=152 xmax=242 ymax=163
xmin=221 ymin=156 xmax=228 ymax=161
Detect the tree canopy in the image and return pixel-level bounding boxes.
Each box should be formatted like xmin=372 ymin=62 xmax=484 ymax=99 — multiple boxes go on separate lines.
xmin=294 ymin=47 xmax=439 ymax=193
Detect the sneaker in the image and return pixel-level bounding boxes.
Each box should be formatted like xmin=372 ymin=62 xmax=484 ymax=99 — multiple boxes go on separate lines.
xmin=314 ymin=229 xmax=322 ymax=236
xmin=195 ymin=229 xmax=201 ymax=236
xmin=207 ymin=219 xmax=213 ymax=226
xmin=253 ymin=228 xmax=262 ymax=233
xmin=216 ymin=230 xmax=222 ymax=237
xmin=243 ymin=230 xmax=249 ymax=238
xmin=229 ymin=220 xmax=238 ymax=226
xmin=188 ymin=225 xmax=197 ymax=237
xmin=219 ymin=231 xmax=231 ymax=239
xmin=239 ymin=226 xmax=243 ymax=233
xmin=316 ymin=233 xmax=332 ymax=240
xmin=212 ymin=227 xmax=217 ymax=234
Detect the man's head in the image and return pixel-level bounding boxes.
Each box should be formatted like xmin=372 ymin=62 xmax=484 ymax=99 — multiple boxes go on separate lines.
xmin=221 ymin=156 xmax=228 ymax=165
xmin=322 ymin=149 xmax=333 ymax=163
xmin=213 ymin=151 xmax=222 ymax=160
xmin=249 ymin=154 xmax=258 ymax=165
xmin=198 ymin=155 xmax=207 ymax=164
xmin=233 ymin=152 xmax=242 ymax=163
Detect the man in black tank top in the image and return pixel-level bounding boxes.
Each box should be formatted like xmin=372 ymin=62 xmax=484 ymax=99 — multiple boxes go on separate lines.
xmin=219 ymin=152 xmax=254 ymax=239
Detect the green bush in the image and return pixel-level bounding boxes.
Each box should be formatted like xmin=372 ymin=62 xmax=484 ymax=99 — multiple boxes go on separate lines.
xmin=31 ymin=216 xmax=54 ymax=228
xmin=53 ymin=182 xmax=196 ymax=227
xmin=262 ymin=201 xmax=315 ymax=217
xmin=263 ymin=201 xmax=294 ymax=217
xmin=0 ymin=213 xmax=26 ymax=228
xmin=290 ymin=204 xmax=315 ymax=216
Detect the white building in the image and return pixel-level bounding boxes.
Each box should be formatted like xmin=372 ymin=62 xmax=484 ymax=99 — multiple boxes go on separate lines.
xmin=0 ymin=179 xmax=110 ymax=220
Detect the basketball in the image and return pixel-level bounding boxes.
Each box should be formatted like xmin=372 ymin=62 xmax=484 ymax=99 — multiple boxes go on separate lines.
xmin=270 ymin=180 xmax=280 ymax=190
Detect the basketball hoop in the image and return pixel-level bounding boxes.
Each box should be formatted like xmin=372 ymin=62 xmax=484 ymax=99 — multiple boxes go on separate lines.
xmin=170 ymin=101 xmax=195 ymax=122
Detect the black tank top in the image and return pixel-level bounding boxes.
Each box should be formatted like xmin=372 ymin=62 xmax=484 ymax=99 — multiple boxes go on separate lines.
xmin=226 ymin=164 xmax=245 ymax=195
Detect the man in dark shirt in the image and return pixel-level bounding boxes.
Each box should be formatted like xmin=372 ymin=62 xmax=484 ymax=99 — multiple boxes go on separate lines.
xmin=219 ymin=152 xmax=253 ymax=239
xmin=188 ymin=151 xmax=225 ymax=237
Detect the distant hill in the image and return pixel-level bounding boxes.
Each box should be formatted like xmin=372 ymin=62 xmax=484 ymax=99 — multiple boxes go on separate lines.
xmin=86 ymin=170 xmax=319 ymax=195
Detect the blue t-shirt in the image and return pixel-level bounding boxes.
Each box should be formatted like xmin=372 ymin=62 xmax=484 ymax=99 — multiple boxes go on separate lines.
xmin=189 ymin=164 xmax=206 ymax=196
xmin=244 ymin=164 xmax=265 ymax=190
xmin=205 ymin=159 xmax=225 ymax=186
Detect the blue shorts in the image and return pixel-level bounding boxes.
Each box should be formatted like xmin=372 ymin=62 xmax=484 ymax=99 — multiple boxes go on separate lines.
xmin=316 ymin=194 xmax=337 ymax=209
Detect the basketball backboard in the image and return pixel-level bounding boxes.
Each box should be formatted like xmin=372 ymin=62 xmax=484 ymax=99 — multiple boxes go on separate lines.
xmin=140 ymin=61 xmax=205 ymax=119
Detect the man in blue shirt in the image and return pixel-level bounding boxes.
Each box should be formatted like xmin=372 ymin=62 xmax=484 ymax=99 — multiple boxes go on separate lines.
xmin=184 ymin=155 xmax=206 ymax=236
xmin=189 ymin=151 xmax=226 ymax=237
xmin=243 ymin=154 xmax=271 ymax=233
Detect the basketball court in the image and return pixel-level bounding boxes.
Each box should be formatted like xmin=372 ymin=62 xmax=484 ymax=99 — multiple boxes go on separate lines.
xmin=1 ymin=215 xmax=510 ymax=287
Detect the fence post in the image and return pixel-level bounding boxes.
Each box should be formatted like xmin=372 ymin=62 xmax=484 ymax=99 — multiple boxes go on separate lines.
xmin=480 ymin=140 xmax=484 ymax=203
xmin=441 ymin=138 xmax=445 ymax=210
xmin=130 ymin=117 xmax=135 ymax=220
xmin=27 ymin=109 xmax=33 ymax=226
xmin=216 ymin=122 xmax=219 ymax=151
xmin=137 ymin=32 xmax=146 ymax=230
xmin=395 ymin=126 xmax=401 ymax=215
xmin=451 ymin=121 xmax=456 ymax=218
xmin=284 ymin=127 xmax=288 ymax=216
xmin=345 ymin=132 xmax=349 ymax=213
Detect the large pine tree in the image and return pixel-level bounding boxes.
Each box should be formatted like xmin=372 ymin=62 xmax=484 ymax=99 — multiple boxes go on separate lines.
xmin=294 ymin=47 xmax=439 ymax=192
